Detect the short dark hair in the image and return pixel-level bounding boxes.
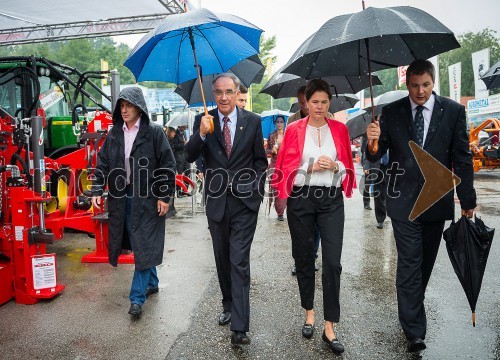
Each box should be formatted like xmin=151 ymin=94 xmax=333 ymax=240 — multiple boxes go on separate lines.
xmin=239 ymin=84 xmax=248 ymax=94
xmin=305 ymin=79 xmax=332 ymax=101
xmin=406 ymin=59 xmax=435 ymax=83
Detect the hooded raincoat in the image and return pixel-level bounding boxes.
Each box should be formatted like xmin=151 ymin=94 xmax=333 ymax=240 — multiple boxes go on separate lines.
xmin=92 ymin=87 xmax=176 ymax=270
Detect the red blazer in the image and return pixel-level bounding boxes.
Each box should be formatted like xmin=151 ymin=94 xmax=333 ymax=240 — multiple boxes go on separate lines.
xmin=272 ymin=116 xmax=356 ymax=199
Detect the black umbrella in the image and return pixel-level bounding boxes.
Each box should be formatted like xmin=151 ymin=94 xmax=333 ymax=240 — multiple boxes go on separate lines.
xmin=282 ymin=6 xmax=459 ymax=78
xmin=281 ymin=4 xmax=460 ymax=153
xmin=480 ymin=60 xmax=500 ymax=90
xmin=346 ymin=111 xmax=371 ymax=140
xmin=261 ymin=66 xmax=381 ymax=99
xmin=290 ymin=93 xmax=358 ymax=114
xmin=443 ymin=216 xmax=495 ymax=326
xmin=175 ymin=55 xmax=265 ymax=106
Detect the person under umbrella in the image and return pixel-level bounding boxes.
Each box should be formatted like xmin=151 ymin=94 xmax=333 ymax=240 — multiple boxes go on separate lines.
xmin=273 ymin=79 xmax=355 ymax=354
xmin=366 ymin=59 xmax=476 ymax=352
xmin=266 ymin=115 xmax=287 ymax=221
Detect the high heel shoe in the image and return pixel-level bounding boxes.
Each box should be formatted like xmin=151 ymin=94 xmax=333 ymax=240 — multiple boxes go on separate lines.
xmin=322 ymin=331 xmax=345 ymax=353
xmin=302 ymin=323 xmax=314 ymax=338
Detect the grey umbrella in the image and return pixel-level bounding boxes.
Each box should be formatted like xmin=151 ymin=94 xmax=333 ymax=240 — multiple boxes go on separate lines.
xmin=261 ymin=66 xmax=382 ymax=99
xmin=372 ymin=90 xmax=409 ymax=116
xmin=167 ymin=112 xmax=195 ymax=128
xmin=290 ymin=93 xmax=359 ymax=114
xmin=175 ymin=55 xmax=265 ymax=106
xmin=481 ymin=60 xmax=500 ymax=90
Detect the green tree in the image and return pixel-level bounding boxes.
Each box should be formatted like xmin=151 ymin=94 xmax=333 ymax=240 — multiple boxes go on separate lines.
xmin=439 ymin=29 xmax=500 ymax=96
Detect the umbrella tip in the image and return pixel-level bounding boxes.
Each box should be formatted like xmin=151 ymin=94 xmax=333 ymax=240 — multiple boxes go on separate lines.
xmin=472 ymin=312 xmax=476 ymax=327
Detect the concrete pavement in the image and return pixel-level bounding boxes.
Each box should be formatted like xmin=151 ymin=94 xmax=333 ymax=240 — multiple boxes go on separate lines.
xmin=0 ymin=166 xmax=498 ymax=359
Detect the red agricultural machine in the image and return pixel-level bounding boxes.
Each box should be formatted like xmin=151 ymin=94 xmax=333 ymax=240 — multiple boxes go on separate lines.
xmin=469 ymin=118 xmax=500 ymax=172
xmin=0 ymin=56 xmax=195 ymax=306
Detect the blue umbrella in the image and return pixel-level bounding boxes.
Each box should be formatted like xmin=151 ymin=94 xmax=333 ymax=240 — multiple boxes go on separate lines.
xmin=260 ymin=110 xmax=292 ymax=139
xmin=124 ymin=7 xmax=262 ymax=125
xmin=125 ymin=8 xmax=262 ymax=84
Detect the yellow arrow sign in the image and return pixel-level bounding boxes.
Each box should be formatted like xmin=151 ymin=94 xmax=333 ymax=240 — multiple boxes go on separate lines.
xmin=408 ymin=141 xmax=461 ymax=221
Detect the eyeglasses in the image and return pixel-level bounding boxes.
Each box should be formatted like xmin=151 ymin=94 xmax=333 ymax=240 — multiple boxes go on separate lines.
xmin=276 ymin=120 xmax=284 ymax=123
xmin=213 ymin=89 xmax=236 ymax=98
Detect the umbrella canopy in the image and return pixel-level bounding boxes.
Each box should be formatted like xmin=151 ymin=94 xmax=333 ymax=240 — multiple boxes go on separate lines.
xmin=371 ymin=90 xmax=409 ymax=116
xmin=260 ymin=109 xmax=292 ymax=139
xmin=443 ymin=216 xmax=495 ymax=326
xmin=175 ymin=55 xmax=265 ymax=106
xmin=261 ymin=68 xmax=382 ymax=99
xmin=480 ymin=60 xmax=500 ymax=90
xmin=124 ymin=8 xmax=262 ymax=84
xmin=167 ymin=112 xmax=195 ymax=128
xmin=289 ymin=93 xmax=358 ymax=114
xmin=346 ymin=111 xmax=371 ymax=140
xmin=282 ymin=6 xmax=460 ymax=79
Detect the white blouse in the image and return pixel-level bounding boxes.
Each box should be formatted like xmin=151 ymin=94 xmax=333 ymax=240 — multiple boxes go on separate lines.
xmin=293 ymin=124 xmax=346 ymax=187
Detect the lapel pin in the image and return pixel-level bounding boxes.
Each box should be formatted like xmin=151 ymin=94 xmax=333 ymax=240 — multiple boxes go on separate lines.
xmin=240 ymin=127 xmax=243 ymax=130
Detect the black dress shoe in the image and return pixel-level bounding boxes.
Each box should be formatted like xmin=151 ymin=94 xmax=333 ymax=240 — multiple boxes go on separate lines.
xmin=291 ymin=264 xmax=297 ymax=276
xmin=231 ymin=331 xmax=250 ymax=345
xmin=302 ymin=323 xmax=314 ymax=338
xmin=322 ymin=331 xmax=345 ymax=354
xmin=218 ymin=311 xmax=231 ymax=325
xmin=376 ymin=222 xmax=384 ymax=229
xmin=407 ymin=337 xmax=426 ymax=352
xmin=364 ymin=205 xmax=372 ymax=210
xmin=128 ymin=303 xmax=142 ymax=318
xmin=145 ymin=287 xmax=159 ymax=298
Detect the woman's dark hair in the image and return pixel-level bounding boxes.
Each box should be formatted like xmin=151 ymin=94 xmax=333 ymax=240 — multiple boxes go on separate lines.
xmin=305 ymin=79 xmax=332 ymax=101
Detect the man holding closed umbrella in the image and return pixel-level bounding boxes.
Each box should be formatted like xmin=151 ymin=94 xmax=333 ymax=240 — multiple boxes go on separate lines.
xmin=366 ymin=59 xmax=476 ymax=352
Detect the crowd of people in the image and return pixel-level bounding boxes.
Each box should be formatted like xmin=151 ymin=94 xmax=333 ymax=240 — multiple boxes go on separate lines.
xmin=91 ymin=59 xmax=476 ymax=354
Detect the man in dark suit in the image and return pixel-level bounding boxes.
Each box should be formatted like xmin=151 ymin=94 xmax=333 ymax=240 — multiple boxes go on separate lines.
xmin=366 ymin=59 xmax=476 ymax=352
xmin=185 ymin=73 xmax=268 ymax=345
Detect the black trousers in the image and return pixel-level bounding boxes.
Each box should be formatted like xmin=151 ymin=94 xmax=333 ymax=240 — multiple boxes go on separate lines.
xmin=362 ymin=170 xmax=374 ymax=207
xmin=207 ymin=191 xmax=258 ymax=332
xmin=287 ymin=186 xmax=344 ymax=322
xmin=373 ymin=165 xmax=387 ymax=223
xmin=391 ymin=218 xmax=445 ymax=340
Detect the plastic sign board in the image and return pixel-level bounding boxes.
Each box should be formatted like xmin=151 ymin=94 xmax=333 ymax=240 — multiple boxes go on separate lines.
xmin=32 ymin=254 xmax=57 ymax=290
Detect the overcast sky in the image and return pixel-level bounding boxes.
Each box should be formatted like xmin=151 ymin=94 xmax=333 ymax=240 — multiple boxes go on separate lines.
xmin=115 ymin=0 xmax=500 ymax=71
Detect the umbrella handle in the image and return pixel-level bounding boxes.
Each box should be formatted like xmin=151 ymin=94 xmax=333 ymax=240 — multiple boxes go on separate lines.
xmin=368 ymin=139 xmax=379 ymax=154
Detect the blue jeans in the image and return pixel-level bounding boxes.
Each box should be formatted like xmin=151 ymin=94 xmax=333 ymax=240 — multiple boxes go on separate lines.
xmin=126 ymin=188 xmax=159 ymax=305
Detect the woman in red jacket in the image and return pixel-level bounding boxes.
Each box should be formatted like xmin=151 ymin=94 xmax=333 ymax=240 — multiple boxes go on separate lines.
xmin=272 ymin=79 xmax=355 ymax=354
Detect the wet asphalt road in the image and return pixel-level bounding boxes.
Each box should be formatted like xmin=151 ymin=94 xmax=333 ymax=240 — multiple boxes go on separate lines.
xmin=0 ymin=166 xmax=498 ymax=359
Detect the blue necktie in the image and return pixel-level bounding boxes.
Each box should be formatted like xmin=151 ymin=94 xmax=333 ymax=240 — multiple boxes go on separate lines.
xmin=414 ymin=105 xmax=425 ymax=147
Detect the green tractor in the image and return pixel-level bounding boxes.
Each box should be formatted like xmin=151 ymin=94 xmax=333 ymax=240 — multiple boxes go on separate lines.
xmin=0 ymin=55 xmax=113 ymax=158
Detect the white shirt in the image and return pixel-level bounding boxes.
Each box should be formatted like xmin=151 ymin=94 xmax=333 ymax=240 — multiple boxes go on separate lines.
xmin=410 ymin=94 xmax=435 ymax=145
xmin=294 ymin=124 xmax=346 ymax=187
xmin=218 ymin=108 xmax=237 ymax=144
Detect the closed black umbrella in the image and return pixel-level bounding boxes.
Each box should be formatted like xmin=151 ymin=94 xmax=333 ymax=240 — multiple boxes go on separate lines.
xmin=480 ymin=60 xmax=500 ymax=90
xmin=261 ymin=66 xmax=381 ymax=99
xmin=290 ymin=93 xmax=358 ymax=114
xmin=175 ymin=55 xmax=265 ymax=106
xmin=443 ymin=216 xmax=495 ymax=326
